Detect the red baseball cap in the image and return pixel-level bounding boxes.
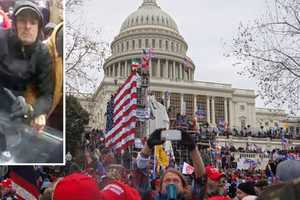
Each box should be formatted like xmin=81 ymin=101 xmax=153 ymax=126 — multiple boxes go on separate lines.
xmin=53 ymin=173 xmax=101 ymax=200
xmin=99 ymin=180 xmax=141 ymax=200
xmin=205 ymin=166 xmax=224 ymax=182
xmin=208 ymin=196 xmax=231 ymax=200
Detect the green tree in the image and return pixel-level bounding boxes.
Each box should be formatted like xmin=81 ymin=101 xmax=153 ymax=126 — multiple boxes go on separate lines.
xmin=66 ymin=95 xmax=89 ymax=156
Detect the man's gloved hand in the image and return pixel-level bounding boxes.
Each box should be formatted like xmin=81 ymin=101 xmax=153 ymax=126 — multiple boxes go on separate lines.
xmin=3 ymin=88 xmax=33 ymax=119
xmin=147 ymin=129 xmax=165 ymax=149
xmin=10 ymin=96 xmax=33 ymax=119
xmin=181 ymin=131 xmax=196 ymax=151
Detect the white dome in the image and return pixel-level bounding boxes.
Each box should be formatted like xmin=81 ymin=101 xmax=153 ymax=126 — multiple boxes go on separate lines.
xmin=120 ymin=0 xmax=179 ymax=33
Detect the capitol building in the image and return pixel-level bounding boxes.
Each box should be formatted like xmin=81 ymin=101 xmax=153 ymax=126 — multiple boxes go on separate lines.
xmin=78 ymin=0 xmax=300 ymax=138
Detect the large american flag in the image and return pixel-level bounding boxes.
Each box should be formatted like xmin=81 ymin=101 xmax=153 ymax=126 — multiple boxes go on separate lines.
xmin=105 ymin=71 xmax=138 ymax=152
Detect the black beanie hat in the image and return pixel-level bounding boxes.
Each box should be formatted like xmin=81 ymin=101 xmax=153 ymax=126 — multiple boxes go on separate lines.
xmin=238 ymin=182 xmax=256 ymax=196
xmin=13 ymin=0 xmax=44 ymax=28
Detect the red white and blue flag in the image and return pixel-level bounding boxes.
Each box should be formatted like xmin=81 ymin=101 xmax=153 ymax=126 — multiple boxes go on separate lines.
xmin=9 ymin=166 xmax=40 ymax=200
xmin=105 ymin=71 xmax=138 ymax=152
xmin=141 ymin=48 xmax=155 ymax=70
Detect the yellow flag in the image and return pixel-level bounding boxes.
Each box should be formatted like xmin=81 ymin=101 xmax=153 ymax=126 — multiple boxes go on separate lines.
xmin=155 ymin=145 xmax=169 ymax=168
xmin=283 ymin=123 xmax=288 ymax=129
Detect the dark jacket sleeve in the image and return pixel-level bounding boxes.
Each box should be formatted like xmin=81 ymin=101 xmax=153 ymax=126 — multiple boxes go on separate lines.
xmin=32 ymin=43 xmax=54 ymax=117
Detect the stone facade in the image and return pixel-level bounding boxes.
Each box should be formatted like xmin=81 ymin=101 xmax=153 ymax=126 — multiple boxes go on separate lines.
xmin=79 ymin=0 xmax=299 ymax=135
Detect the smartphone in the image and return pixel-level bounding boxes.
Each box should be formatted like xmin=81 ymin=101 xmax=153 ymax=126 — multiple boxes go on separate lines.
xmin=161 ymin=130 xmax=182 ymax=141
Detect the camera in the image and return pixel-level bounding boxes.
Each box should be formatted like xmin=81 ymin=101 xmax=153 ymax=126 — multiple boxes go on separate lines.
xmin=161 ymin=130 xmax=182 ymax=141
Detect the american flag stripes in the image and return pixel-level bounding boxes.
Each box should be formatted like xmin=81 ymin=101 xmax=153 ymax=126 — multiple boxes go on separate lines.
xmin=105 ymin=71 xmax=138 ymax=152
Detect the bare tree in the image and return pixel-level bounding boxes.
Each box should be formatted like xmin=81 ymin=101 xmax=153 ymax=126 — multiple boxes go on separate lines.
xmin=228 ymin=0 xmax=300 ymax=113
xmin=65 ymin=0 xmax=82 ymax=11
xmin=65 ymin=0 xmax=109 ymax=93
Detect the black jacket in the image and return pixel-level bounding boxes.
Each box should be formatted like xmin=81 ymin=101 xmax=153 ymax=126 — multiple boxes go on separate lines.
xmin=0 ymin=29 xmax=53 ymax=117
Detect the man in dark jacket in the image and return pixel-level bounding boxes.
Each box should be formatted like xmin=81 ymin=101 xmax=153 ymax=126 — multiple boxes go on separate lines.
xmin=0 ymin=1 xmax=53 ymax=155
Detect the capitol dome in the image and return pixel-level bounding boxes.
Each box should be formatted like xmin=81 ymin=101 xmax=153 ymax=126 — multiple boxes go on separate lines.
xmin=120 ymin=0 xmax=179 ymax=34
xmin=103 ymin=0 xmax=195 ymax=82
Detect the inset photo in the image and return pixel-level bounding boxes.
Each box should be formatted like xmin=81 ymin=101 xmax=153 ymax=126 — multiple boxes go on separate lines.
xmin=0 ymin=0 xmax=63 ymax=164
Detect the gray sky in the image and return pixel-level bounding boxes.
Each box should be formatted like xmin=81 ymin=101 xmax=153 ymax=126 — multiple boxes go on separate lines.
xmin=76 ymin=0 xmax=272 ymax=108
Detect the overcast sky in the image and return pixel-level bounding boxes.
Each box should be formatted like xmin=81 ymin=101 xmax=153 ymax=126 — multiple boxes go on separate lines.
xmin=72 ymin=0 xmax=275 ymax=108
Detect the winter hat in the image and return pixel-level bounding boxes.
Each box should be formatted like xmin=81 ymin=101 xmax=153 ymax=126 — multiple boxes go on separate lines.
xmin=276 ymin=160 xmax=300 ymax=182
xmin=237 ymin=182 xmax=256 ymax=196
xmin=99 ymin=180 xmax=141 ymax=200
xmin=13 ymin=0 xmax=43 ymax=28
xmin=52 ymin=173 xmax=101 ymax=200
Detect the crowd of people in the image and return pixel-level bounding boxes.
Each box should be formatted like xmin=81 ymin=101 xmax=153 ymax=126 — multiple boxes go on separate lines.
xmin=193 ymin=124 xmax=300 ymax=140
xmin=0 ymin=127 xmax=298 ymax=199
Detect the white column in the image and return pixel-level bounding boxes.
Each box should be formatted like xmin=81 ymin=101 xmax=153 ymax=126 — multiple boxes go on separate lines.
xmin=166 ymin=59 xmax=169 ymax=79
xmin=180 ymin=93 xmax=185 ymax=115
xmin=212 ymin=97 xmax=216 ymax=125
xmin=224 ymin=98 xmax=228 ymax=123
xmin=252 ymin=104 xmax=256 ymax=128
xmin=183 ymin=66 xmax=187 ymax=80
xmin=124 ymin=60 xmax=128 ymax=77
xmin=118 ymin=62 xmax=121 ymax=77
xmin=206 ymin=96 xmax=210 ymax=123
xmin=173 ymin=61 xmax=176 ymax=80
xmin=179 ymin=63 xmax=182 ymax=80
xmin=229 ymin=98 xmax=234 ymax=128
xmin=157 ymin=58 xmax=161 ymax=78
xmin=128 ymin=60 xmax=132 ymax=75
xmin=194 ymin=95 xmax=197 ymax=114
xmin=112 ymin=64 xmax=115 ymax=77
